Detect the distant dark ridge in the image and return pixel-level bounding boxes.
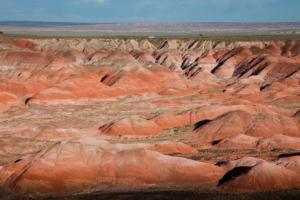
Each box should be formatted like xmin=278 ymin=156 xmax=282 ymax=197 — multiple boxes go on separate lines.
xmin=0 ymin=21 xmax=97 ymax=27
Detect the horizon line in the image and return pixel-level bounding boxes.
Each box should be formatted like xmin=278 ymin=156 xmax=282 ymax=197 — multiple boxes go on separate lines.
xmin=1 ymin=20 xmax=300 ymax=24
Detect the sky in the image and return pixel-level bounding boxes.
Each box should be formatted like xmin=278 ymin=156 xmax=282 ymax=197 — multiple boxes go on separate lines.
xmin=0 ymin=0 xmax=299 ymax=23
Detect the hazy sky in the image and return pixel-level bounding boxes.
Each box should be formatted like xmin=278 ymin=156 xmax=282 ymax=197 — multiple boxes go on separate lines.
xmin=1 ymin=0 xmax=299 ymax=23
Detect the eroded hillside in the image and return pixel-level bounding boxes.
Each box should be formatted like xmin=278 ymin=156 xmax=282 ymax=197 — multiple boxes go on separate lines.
xmin=0 ymin=36 xmax=299 ymax=197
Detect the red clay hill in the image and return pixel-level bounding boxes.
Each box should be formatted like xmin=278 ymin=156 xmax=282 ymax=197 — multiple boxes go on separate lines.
xmin=0 ymin=36 xmax=299 ymax=197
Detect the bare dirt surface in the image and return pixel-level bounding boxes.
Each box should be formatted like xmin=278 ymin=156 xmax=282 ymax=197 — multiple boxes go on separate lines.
xmin=0 ymin=35 xmax=299 ymax=199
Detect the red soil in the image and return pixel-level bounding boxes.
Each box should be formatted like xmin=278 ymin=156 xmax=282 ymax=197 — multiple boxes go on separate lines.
xmin=0 ymin=37 xmax=299 ymax=195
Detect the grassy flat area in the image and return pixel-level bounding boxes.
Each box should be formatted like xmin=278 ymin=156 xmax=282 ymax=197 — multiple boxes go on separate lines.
xmin=1 ymin=31 xmax=300 ymax=42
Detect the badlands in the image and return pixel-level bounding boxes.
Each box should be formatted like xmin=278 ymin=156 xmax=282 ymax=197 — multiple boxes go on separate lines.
xmin=0 ymin=35 xmax=299 ymax=199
